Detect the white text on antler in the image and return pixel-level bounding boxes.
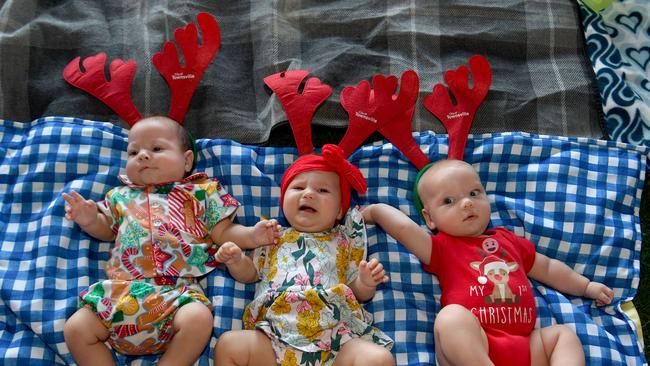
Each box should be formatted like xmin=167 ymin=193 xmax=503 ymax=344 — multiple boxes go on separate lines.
xmin=446 ymin=111 xmax=470 ymax=119
xmin=355 ymin=111 xmax=377 ymax=123
xmin=172 ymin=73 xmax=196 ymax=80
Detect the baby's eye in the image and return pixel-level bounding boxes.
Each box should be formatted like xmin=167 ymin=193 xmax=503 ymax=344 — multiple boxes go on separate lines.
xmin=292 ymin=186 xmax=305 ymax=190
xmin=152 ymin=146 xmax=162 ymax=152
xmin=128 ymin=150 xmax=137 ymax=157
xmin=443 ymin=197 xmax=455 ymax=205
xmin=318 ymin=188 xmax=330 ymax=193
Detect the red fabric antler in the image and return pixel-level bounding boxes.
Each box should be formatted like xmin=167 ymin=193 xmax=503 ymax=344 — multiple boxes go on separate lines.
xmin=152 ymin=12 xmax=221 ymax=124
xmin=423 ymin=55 xmax=492 ymax=160
xmin=339 ymin=70 xmax=430 ymax=169
xmin=264 ymin=70 xmax=333 ymax=155
xmin=63 ymin=53 xmax=142 ymax=126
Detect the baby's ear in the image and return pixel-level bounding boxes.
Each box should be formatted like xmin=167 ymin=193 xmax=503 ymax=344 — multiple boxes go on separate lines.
xmin=336 ymin=207 xmax=344 ymax=220
xmin=422 ymin=208 xmax=436 ymax=231
xmin=184 ymin=150 xmax=194 ymax=172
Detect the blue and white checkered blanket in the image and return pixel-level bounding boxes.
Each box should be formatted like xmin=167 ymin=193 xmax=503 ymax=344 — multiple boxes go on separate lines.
xmin=0 ymin=117 xmax=647 ymax=365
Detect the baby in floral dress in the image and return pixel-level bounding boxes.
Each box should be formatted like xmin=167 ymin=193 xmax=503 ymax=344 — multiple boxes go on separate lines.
xmin=214 ymin=144 xmax=395 ymax=366
xmin=62 ymin=116 xmax=280 ymax=366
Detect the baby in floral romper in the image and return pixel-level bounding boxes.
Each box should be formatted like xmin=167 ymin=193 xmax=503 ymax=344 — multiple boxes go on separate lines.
xmin=62 ymin=116 xmax=281 ymax=366
xmin=213 ymin=144 xmax=395 ymax=366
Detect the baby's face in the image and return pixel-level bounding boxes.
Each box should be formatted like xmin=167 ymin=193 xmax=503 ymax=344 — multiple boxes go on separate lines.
xmin=125 ymin=117 xmax=193 ymax=185
xmin=419 ymin=160 xmax=491 ymax=237
xmin=283 ymin=170 xmax=343 ymax=233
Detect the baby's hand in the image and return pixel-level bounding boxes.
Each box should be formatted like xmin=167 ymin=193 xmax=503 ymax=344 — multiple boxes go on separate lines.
xmin=216 ymin=242 xmax=244 ymax=265
xmin=358 ymin=258 xmax=389 ymax=288
xmin=585 ymin=281 xmax=614 ymax=307
xmin=252 ymin=219 xmax=282 ymax=247
xmin=62 ymin=191 xmax=98 ymax=227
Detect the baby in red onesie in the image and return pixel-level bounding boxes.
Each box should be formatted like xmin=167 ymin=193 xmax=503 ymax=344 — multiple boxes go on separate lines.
xmin=363 ymin=159 xmax=614 ymax=366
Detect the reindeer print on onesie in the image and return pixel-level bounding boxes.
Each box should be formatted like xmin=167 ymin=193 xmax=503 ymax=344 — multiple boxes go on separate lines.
xmin=422 ymin=227 xmax=536 ymax=361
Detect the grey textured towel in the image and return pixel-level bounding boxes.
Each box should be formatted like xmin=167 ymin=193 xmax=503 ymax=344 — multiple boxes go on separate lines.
xmin=0 ymin=0 xmax=605 ymax=144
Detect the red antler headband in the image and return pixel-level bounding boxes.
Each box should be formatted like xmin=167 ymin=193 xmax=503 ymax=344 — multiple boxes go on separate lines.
xmin=423 ymin=54 xmax=492 ymax=161
xmin=264 ymin=71 xmax=367 ymax=214
xmin=413 ymin=55 xmax=492 ymax=217
xmin=263 ymin=71 xmax=332 ymax=156
xmin=63 ymin=12 xmax=220 ymax=126
xmin=265 ymin=56 xmax=491 ymax=216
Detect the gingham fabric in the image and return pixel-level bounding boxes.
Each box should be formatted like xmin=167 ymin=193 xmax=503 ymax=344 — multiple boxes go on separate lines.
xmin=580 ymin=0 xmax=650 ymax=146
xmin=0 ymin=117 xmax=647 ymax=365
xmin=0 ymin=1 xmax=604 ymax=143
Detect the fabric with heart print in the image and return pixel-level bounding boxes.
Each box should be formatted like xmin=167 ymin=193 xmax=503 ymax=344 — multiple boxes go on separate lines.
xmin=580 ymin=0 xmax=650 ymax=146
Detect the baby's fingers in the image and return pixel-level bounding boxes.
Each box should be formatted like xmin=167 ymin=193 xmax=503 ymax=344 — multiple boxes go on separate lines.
xmin=597 ymin=289 xmax=614 ymax=306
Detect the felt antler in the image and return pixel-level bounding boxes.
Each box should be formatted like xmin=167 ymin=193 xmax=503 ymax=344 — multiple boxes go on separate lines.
xmin=338 ymin=70 xmax=430 ymax=169
xmin=63 ymin=53 xmax=142 ymax=126
xmin=423 ymin=55 xmax=492 ymax=160
xmin=152 ymin=12 xmax=221 ymax=124
xmin=264 ymin=70 xmax=333 ymax=155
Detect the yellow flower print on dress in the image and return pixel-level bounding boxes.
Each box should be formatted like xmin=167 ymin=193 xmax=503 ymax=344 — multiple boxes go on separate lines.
xmin=297 ymin=308 xmax=323 ymax=341
xmin=280 ymin=349 xmax=298 ymax=366
xmin=304 ymin=289 xmax=325 ymax=312
xmin=313 ymin=232 xmax=332 ymax=242
xmin=283 ymin=229 xmax=300 ymax=243
xmin=271 ymin=292 xmax=291 ymax=315
xmin=350 ymin=247 xmax=364 ymax=266
xmin=335 ymin=239 xmax=350 ymax=284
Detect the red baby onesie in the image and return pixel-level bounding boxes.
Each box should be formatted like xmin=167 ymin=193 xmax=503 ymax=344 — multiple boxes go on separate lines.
xmin=422 ymin=227 xmax=537 ymax=366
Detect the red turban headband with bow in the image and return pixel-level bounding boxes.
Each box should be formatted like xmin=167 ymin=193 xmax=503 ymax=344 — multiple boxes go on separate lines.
xmin=279 ymin=144 xmax=367 ymax=216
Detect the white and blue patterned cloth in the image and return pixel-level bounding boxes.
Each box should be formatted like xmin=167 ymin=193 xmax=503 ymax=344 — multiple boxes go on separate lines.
xmin=581 ymin=0 xmax=650 ymax=146
xmin=0 ymin=117 xmax=647 ymax=365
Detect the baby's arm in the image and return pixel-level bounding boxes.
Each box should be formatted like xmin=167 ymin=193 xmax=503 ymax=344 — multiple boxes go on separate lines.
xmin=349 ymin=258 xmax=389 ymax=302
xmin=362 ymin=203 xmax=432 ymax=264
xmin=528 ymin=252 xmax=614 ymax=307
xmin=215 ymin=242 xmax=259 ymax=283
xmin=63 ymin=191 xmax=115 ymax=242
xmin=211 ymin=218 xmax=281 ymax=250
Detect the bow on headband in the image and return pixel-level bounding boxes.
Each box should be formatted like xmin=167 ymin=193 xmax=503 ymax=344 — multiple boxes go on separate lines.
xmin=279 ymin=144 xmax=367 ymax=215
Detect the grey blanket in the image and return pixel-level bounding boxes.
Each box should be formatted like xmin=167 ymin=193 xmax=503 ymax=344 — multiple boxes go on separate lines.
xmin=0 ymin=0 xmax=605 ymax=144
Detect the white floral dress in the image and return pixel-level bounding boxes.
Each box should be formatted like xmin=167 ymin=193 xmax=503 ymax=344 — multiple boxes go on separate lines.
xmin=244 ymin=209 xmax=393 ymax=366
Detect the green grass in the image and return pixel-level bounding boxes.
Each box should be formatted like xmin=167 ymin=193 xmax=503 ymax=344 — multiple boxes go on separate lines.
xmin=633 ymin=174 xmax=649 ymax=359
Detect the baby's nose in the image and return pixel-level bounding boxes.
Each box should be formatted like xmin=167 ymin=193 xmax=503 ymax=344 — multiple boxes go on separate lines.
xmin=137 ymin=151 xmax=150 ymax=160
xmin=462 ymin=198 xmax=473 ymax=208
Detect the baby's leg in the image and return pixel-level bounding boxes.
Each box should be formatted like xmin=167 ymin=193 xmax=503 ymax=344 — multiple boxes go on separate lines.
xmin=213 ymin=329 xmax=276 ymax=366
xmin=333 ymin=338 xmax=395 ymax=366
xmin=530 ymin=325 xmax=585 ymax=366
xmin=64 ymin=306 xmax=114 ymax=366
xmin=433 ymin=304 xmax=493 ymax=366
xmin=158 ymin=302 xmax=213 ymax=366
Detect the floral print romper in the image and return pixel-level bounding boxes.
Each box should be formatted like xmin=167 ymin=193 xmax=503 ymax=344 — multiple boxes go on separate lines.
xmin=244 ymin=209 xmax=393 ymax=366
xmin=79 ymin=173 xmax=239 ymax=355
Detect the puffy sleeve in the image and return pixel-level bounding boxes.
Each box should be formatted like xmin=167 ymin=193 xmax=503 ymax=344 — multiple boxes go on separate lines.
xmin=340 ymin=207 xmax=367 ymax=284
xmin=201 ymin=178 xmax=240 ymax=231
xmin=96 ymin=187 xmax=121 ymax=234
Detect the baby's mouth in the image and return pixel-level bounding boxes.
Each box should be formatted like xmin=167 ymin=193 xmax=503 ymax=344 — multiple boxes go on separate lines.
xmin=463 ymin=214 xmax=476 ymax=222
xmin=299 ymin=205 xmax=317 ymax=213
